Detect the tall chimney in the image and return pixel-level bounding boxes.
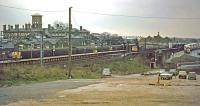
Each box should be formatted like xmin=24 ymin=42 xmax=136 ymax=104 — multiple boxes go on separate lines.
xmin=8 ymin=25 xmax=11 ymax=30
xmin=48 ymin=24 xmax=51 ymax=30
xmin=3 ymin=25 xmax=6 ymax=31
xmin=80 ymin=26 xmax=82 ymax=31
xmin=15 ymin=24 xmax=19 ymax=30
xmin=25 ymin=24 xmax=28 ymax=30
xmin=10 ymin=25 xmax=13 ymax=30
xmin=56 ymin=24 xmax=59 ymax=29
xmin=15 ymin=24 xmax=17 ymax=30
xmin=157 ymin=32 xmax=160 ymax=36
xmin=28 ymin=23 xmax=31 ymax=29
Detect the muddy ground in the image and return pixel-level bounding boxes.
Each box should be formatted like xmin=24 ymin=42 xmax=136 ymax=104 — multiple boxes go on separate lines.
xmin=4 ymin=74 xmax=200 ymax=106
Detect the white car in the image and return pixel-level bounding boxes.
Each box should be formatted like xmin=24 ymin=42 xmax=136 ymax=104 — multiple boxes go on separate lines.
xmin=160 ymin=72 xmax=173 ymax=80
xmin=179 ymin=71 xmax=187 ymax=79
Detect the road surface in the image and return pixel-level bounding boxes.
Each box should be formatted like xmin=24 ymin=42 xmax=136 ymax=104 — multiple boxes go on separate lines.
xmin=0 ymin=79 xmax=98 ymax=105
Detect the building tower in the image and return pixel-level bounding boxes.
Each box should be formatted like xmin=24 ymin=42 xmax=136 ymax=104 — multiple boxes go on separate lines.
xmin=31 ymin=13 xmax=42 ymax=30
xmin=157 ymin=32 xmax=160 ymax=36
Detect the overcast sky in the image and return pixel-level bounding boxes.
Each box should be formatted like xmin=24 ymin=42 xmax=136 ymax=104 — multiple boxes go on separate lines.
xmin=0 ymin=0 xmax=200 ymax=38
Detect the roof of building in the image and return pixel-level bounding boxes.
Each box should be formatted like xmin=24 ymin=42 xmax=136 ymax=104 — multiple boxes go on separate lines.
xmin=0 ymin=42 xmax=14 ymax=49
xmin=44 ymin=39 xmax=58 ymax=45
xmin=31 ymin=13 xmax=42 ymax=16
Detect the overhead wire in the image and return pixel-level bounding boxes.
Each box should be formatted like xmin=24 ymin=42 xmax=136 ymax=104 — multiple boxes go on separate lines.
xmin=1 ymin=3 xmax=199 ymax=37
xmin=0 ymin=3 xmax=200 ymax=21
xmin=72 ymin=10 xmax=200 ymax=20
xmin=0 ymin=4 xmax=67 ymax=12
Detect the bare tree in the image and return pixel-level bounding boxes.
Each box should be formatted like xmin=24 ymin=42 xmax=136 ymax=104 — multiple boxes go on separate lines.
xmin=53 ymin=21 xmax=68 ymax=29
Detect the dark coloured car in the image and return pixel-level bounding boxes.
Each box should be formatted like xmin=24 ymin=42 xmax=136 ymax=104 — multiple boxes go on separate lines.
xmin=188 ymin=72 xmax=196 ymax=80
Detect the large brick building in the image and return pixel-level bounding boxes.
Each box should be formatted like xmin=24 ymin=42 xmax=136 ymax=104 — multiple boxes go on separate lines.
xmin=1 ymin=13 xmax=91 ymax=50
xmin=2 ymin=13 xmax=44 ymax=41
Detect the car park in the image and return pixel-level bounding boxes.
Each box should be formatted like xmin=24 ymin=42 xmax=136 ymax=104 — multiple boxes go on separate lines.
xmin=178 ymin=71 xmax=187 ymax=79
xmin=188 ymin=72 xmax=196 ymax=80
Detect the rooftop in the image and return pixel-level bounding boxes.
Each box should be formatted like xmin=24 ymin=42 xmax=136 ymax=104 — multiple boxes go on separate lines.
xmin=31 ymin=13 xmax=42 ymax=16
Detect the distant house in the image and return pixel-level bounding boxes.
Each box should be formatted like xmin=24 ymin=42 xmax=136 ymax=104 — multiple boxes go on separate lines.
xmin=43 ymin=39 xmax=57 ymax=49
xmin=0 ymin=40 xmax=15 ymax=60
xmin=17 ymin=40 xmax=29 ymax=50
xmin=122 ymin=36 xmax=138 ymax=44
xmin=0 ymin=40 xmax=14 ymax=50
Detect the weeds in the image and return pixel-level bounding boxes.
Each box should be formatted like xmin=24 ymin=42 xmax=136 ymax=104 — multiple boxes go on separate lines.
xmin=0 ymin=56 xmax=150 ymax=86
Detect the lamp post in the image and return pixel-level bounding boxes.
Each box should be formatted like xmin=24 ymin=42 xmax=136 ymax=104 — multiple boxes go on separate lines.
xmin=0 ymin=31 xmax=2 ymax=44
xmin=154 ymin=50 xmax=157 ymax=68
xmin=31 ymin=43 xmax=33 ymax=59
xmin=52 ymin=45 xmax=55 ymax=56
xmin=179 ymin=56 xmax=181 ymax=70
xmin=40 ymin=31 xmax=44 ymax=66
xmin=0 ymin=31 xmax=2 ymax=63
xmin=123 ymin=42 xmax=126 ymax=57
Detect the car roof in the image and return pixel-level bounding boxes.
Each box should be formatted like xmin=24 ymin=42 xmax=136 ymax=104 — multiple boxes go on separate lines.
xmin=179 ymin=71 xmax=186 ymax=72
xmin=189 ymin=72 xmax=196 ymax=74
xmin=161 ymin=71 xmax=171 ymax=74
xmin=169 ymin=69 xmax=176 ymax=72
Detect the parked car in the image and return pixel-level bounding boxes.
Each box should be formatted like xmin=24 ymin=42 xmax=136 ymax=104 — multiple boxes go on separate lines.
xmin=178 ymin=71 xmax=187 ymax=79
xmin=160 ymin=72 xmax=173 ymax=80
xmin=188 ymin=72 xmax=196 ymax=80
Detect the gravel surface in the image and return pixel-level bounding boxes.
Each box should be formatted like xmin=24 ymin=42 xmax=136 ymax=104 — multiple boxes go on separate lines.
xmin=2 ymin=74 xmax=200 ymax=106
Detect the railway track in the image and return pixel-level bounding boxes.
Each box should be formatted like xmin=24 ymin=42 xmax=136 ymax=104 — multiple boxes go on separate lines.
xmin=0 ymin=50 xmax=138 ymax=67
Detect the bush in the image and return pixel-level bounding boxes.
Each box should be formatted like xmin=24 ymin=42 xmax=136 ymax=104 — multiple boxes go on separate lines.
xmin=102 ymin=57 xmax=150 ymax=75
xmin=71 ymin=66 xmax=101 ymax=79
xmin=2 ymin=65 xmax=67 ymax=81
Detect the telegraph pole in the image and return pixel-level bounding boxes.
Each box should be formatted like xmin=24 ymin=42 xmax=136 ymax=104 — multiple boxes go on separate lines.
xmin=68 ymin=7 xmax=72 ymax=79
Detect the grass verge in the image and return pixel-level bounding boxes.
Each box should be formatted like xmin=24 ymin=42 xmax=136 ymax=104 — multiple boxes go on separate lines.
xmin=170 ymin=54 xmax=199 ymax=63
xmin=0 ymin=56 xmax=150 ymax=86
